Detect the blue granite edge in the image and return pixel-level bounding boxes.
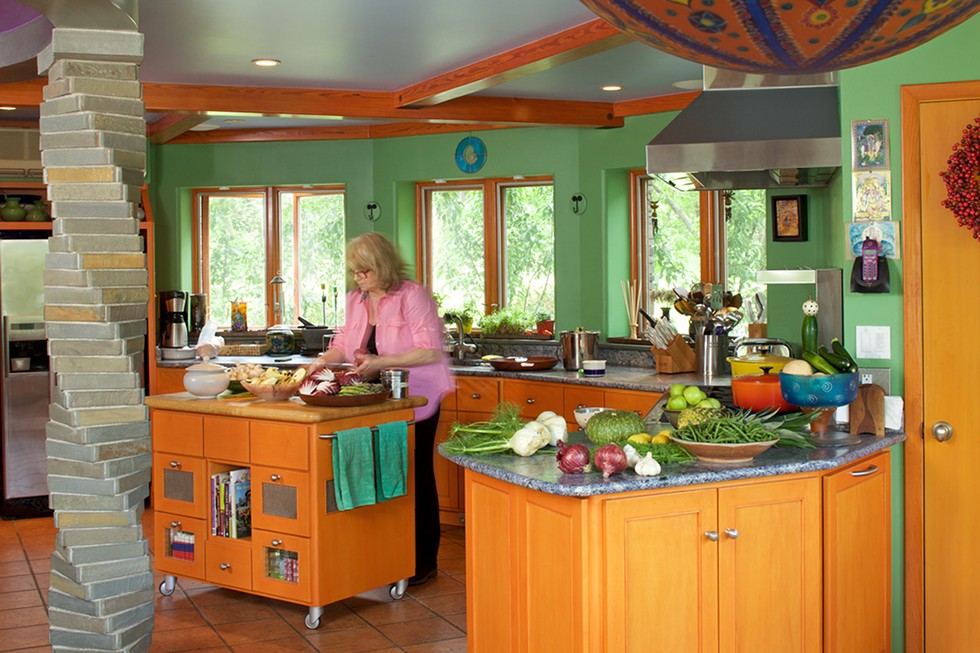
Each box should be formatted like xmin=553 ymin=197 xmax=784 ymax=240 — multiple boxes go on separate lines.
xmin=440 ymin=432 xmax=905 ymax=497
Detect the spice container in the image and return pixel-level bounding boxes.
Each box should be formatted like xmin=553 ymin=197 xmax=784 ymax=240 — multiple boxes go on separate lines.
xmin=380 ymin=368 xmax=409 ymax=398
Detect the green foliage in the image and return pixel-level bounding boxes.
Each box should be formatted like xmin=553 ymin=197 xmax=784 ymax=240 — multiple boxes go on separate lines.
xmin=479 ymin=307 xmax=533 ymax=335
xmin=280 ymin=192 xmax=346 ymax=326
xmin=206 ymin=195 xmax=268 ymax=327
xmin=503 ymin=185 xmax=555 ymax=319
xmin=430 ymin=188 xmax=486 ymax=316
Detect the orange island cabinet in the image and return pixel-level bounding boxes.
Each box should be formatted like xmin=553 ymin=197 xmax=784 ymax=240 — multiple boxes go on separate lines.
xmin=443 ymin=432 xmax=901 ymax=653
xmin=144 ymin=392 xmax=425 ymax=629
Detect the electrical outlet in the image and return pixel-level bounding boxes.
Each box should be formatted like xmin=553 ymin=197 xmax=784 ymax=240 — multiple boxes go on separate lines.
xmin=858 ymin=367 xmax=891 ymax=394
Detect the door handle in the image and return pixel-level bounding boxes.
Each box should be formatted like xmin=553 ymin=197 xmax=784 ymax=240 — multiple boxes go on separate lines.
xmin=932 ymin=421 xmax=954 ymax=442
xmin=704 ymin=530 xmax=719 ymax=542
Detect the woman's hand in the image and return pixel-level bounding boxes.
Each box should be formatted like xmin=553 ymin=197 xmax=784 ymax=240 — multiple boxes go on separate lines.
xmin=351 ymin=353 xmax=385 ymax=381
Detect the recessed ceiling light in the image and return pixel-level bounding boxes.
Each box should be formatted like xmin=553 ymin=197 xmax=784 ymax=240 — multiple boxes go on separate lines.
xmin=0 ymin=106 xmax=16 ymax=111
xmin=251 ymin=58 xmax=281 ymax=67
xmin=189 ymin=123 xmax=220 ymax=132
xmin=672 ymin=79 xmax=703 ymax=90
xmin=601 ymin=85 xmax=623 ymax=92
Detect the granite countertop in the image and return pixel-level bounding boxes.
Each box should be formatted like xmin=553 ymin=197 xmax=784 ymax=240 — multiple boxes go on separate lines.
xmin=449 ymin=362 xmax=729 ymax=393
xmin=441 ymin=430 xmax=905 ymax=497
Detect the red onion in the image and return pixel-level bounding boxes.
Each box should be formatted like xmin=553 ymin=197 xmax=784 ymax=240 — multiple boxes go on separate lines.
xmin=594 ymin=443 xmax=628 ymax=478
xmin=556 ymin=440 xmax=591 ymax=474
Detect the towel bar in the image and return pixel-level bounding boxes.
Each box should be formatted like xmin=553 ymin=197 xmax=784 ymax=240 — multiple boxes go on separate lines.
xmin=318 ymin=420 xmax=415 ymax=440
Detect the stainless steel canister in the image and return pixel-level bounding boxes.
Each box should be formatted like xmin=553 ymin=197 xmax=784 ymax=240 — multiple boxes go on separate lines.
xmin=381 ymin=368 xmax=410 ymax=399
xmin=696 ymin=334 xmax=730 ymax=377
xmin=558 ymin=329 xmax=600 ymax=371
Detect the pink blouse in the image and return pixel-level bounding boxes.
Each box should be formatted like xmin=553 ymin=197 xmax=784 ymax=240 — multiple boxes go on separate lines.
xmin=330 ymin=280 xmax=452 ymax=421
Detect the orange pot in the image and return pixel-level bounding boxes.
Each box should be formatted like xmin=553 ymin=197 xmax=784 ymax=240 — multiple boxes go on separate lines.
xmin=731 ymin=368 xmax=796 ymax=413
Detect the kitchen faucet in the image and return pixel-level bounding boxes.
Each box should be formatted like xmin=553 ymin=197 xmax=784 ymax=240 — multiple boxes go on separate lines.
xmin=444 ymin=313 xmax=477 ymax=362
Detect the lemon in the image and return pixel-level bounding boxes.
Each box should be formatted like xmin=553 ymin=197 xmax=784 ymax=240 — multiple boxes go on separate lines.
xmin=651 ymin=433 xmax=672 ymax=444
xmin=627 ymin=433 xmax=652 ymax=444
xmin=481 ymin=354 xmax=503 ymax=361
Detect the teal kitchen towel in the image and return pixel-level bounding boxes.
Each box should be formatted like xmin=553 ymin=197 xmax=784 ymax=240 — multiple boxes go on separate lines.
xmin=332 ymin=427 xmax=377 ymax=511
xmin=374 ymin=421 xmax=408 ymax=502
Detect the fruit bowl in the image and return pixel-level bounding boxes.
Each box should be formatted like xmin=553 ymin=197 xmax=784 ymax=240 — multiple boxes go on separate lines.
xmin=240 ymin=378 xmax=302 ymax=402
xmin=663 ymin=409 xmax=682 ymax=428
xmin=573 ymin=407 xmax=609 ymax=430
xmin=779 ymin=371 xmax=859 ymax=408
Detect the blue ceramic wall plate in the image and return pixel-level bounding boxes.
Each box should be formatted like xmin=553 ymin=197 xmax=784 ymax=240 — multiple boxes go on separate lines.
xmin=455 ymin=136 xmax=487 ymax=173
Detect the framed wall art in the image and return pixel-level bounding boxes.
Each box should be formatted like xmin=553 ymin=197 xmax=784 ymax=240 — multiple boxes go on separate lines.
xmin=772 ymin=195 xmax=808 ymax=242
xmin=846 ymin=220 xmax=901 ymax=259
xmin=853 ymin=170 xmax=892 ymax=221
xmin=852 ymin=119 xmax=889 ymax=170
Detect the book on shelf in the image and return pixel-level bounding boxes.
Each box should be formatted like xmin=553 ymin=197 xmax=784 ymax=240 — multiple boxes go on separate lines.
xmin=211 ymin=468 xmax=251 ymax=538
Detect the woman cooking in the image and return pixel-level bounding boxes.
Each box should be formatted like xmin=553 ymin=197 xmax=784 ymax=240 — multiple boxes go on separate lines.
xmin=310 ymin=232 xmax=452 ymax=586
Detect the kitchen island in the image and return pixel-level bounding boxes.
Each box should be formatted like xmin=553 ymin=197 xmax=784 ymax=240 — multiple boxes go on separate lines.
xmin=145 ymin=392 xmax=425 ymax=628
xmin=442 ymin=431 xmax=903 ymax=652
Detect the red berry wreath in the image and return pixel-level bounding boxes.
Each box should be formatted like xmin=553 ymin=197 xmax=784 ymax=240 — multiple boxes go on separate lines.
xmin=940 ymin=115 xmax=980 ymax=242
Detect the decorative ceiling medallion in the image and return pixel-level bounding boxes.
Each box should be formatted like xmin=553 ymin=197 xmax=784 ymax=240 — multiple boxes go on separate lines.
xmin=579 ymin=0 xmax=980 ymax=75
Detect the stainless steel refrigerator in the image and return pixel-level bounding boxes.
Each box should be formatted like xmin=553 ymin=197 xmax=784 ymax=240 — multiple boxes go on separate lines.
xmin=0 ymin=237 xmax=50 ymax=515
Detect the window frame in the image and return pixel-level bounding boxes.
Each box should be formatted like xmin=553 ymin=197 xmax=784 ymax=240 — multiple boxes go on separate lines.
xmin=416 ymin=175 xmax=553 ymax=315
xmin=192 ymin=184 xmax=345 ymax=329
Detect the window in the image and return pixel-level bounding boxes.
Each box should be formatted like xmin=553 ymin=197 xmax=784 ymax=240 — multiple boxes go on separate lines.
xmin=632 ymin=172 xmax=766 ymax=337
xmin=417 ymin=177 xmax=554 ymax=323
xmin=193 ymin=186 xmax=345 ymax=329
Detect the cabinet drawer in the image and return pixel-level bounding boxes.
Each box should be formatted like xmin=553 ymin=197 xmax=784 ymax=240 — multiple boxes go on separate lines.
xmin=252 ymin=464 xmax=310 ymax=537
xmin=153 ymin=411 xmax=203 ymax=456
xmin=503 ymin=380 xmax=564 ymax=419
xmin=604 ymin=389 xmax=657 ymax=417
xmin=153 ymin=452 xmax=207 ymax=519
xmin=204 ymin=416 xmax=249 ymax=464
xmin=154 ymin=511 xmax=206 ymax=580
xmin=251 ymin=529 xmax=312 ymax=603
xmin=205 ymin=537 xmax=252 ymax=591
xmin=251 ymin=421 xmax=309 ymax=471
xmin=456 ymin=377 xmax=500 ymax=413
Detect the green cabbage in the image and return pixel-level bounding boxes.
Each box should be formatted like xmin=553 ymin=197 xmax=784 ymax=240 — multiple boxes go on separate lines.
xmin=584 ymin=410 xmax=645 ymax=445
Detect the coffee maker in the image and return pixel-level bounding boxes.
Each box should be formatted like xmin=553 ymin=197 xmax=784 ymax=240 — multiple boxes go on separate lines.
xmin=160 ymin=290 xmax=189 ymax=349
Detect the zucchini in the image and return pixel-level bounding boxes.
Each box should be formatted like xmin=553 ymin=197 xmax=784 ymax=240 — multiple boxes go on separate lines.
xmin=801 ymin=315 xmax=819 ymax=355
xmin=831 ymin=338 xmax=859 ymax=372
xmin=818 ymin=345 xmax=853 ymax=373
xmin=803 ymin=350 xmax=840 ymax=375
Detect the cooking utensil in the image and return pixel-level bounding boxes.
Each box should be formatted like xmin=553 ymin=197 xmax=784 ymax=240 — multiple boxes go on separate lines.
xmin=558 ymin=329 xmax=600 ymax=370
xmin=731 ymin=367 xmax=795 ymax=413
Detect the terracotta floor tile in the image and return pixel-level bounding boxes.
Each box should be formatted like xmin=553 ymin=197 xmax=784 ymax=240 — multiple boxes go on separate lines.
xmin=415 ymin=591 xmax=466 ymax=617
xmin=230 ymin=635 xmax=315 ymax=652
xmin=403 ymin=637 xmax=469 ymax=652
xmin=376 ymin=616 xmax=463 ymax=647
xmin=0 ymin=544 xmax=25 ymax=564
xmin=153 ymin=606 xmax=208 ymax=631
xmin=0 ymin=574 xmax=38 ymax=593
xmin=4 ymin=647 xmax=51 ymax=653
xmin=405 ymin=573 xmax=464 ymax=599
xmin=304 ymin=625 xmax=397 ymax=653
xmin=0 ymin=624 xmax=49 ymax=652
xmin=0 ymin=588 xmax=43 ymax=610
xmin=350 ymin=596 xmax=435 ymax=626
xmin=185 ymin=586 xmax=256 ymax=607
xmin=0 ymin=560 xmax=30 ymax=578
xmin=275 ymin=601 xmax=366 ymax=633
xmin=213 ymin=616 xmax=297 ymax=645
xmin=0 ymin=605 xmax=47 ymax=629
xmin=155 ymin=588 xmax=193 ymax=612
xmin=438 ymin=556 xmax=465 ymax=576
xmin=195 ymin=597 xmax=278 ymax=625
xmin=443 ymin=613 xmax=466 ymax=633
xmin=148 ymin=626 xmax=227 ymax=652
xmin=437 ymin=541 xmax=465 ymax=561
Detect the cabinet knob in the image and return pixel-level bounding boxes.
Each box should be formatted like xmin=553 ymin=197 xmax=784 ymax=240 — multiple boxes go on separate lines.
xmin=219 ymin=563 xmax=231 ymax=570
xmin=526 ymin=398 xmax=536 ymax=404
xmin=850 ymin=464 xmax=879 ymax=477
xmin=724 ymin=528 xmax=739 ymax=540
xmin=270 ymin=474 xmax=282 ymax=481
xmin=169 ymin=460 xmax=181 ymax=469
xmin=577 ymin=403 xmax=585 ymax=409
xmin=705 ymin=530 xmax=719 ymax=542
xmin=932 ymin=421 xmax=954 ymax=442
xmin=471 ymin=393 xmax=481 ymax=399
xmin=170 ymin=521 xmax=181 ymax=528
xmin=271 ymin=539 xmax=282 ymax=547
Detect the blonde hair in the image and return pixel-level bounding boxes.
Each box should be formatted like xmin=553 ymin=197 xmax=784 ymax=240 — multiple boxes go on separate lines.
xmin=346 ymin=232 xmax=407 ymax=291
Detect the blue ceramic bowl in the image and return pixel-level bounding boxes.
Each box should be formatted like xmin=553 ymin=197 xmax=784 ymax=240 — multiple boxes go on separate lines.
xmin=779 ymin=372 xmax=859 ymax=408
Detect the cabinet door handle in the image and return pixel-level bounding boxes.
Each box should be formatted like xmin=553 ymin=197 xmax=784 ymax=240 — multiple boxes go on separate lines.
xmin=271 ymin=539 xmax=282 ymax=547
xmin=170 ymin=521 xmax=181 ymax=528
xmin=471 ymin=393 xmax=481 ymax=399
xmin=932 ymin=421 xmax=954 ymax=442
xmin=169 ymin=460 xmax=181 ymax=469
xmin=724 ymin=528 xmax=739 ymax=539
xmin=850 ymin=464 xmax=879 ymax=477
xmin=577 ymin=403 xmax=585 ymax=409
xmin=526 ymin=398 xmax=536 ymax=404
xmin=705 ymin=530 xmax=719 ymax=542
xmin=219 ymin=563 xmax=231 ymax=570
xmin=270 ymin=474 xmax=281 ymax=481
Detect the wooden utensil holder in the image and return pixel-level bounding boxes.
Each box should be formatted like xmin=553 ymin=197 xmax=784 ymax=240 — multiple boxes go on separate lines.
xmin=651 ymin=335 xmax=696 ymax=374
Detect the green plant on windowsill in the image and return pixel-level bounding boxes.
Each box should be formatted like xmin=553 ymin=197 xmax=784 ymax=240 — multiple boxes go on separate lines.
xmin=533 ymin=311 xmax=555 ymax=336
xmin=479 ymin=307 xmax=533 ymax=336
xmin=444 ymin=301 xmax=478 ymax=334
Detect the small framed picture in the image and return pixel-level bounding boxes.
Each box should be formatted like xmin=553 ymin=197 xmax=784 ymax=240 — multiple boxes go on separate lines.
xmin=772 ymin=195 xmax=808 ymax=242
xmin=852 ymin=119 xmax=889 ymax=170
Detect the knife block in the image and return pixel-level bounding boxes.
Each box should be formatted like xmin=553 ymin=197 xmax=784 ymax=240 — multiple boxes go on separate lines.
xmin=651 ymin=335 xmax=696 ymax=374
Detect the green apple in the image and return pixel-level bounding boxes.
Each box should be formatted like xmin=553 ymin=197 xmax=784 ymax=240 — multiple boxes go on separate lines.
xmin=698 ymin=397 xmax=722 ymax=409
xmin=669 ymin=383 xmax=686 ymax=398
xmin=682 ymin=385 xmax=705 ymax=406
xmin=666 ymin=396 xmax=688 ymax=411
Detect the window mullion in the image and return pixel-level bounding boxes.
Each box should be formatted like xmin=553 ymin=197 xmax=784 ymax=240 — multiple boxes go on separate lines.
xmin=266 ymin=187 xmax=278 ymax=327
xmin=484 ymin=179 xmax=500 ymax=311
xmin=291 ymin=194 xmax=302 ymax=321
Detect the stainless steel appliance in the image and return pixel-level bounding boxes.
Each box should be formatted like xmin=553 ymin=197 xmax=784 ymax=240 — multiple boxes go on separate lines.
xmin=0 ymin=237 xmax=51 ymax=515
xmin=558 ymin=329 xmax=600 ymax=371
xmin=160 ymin=290 xmax=189 ymax=349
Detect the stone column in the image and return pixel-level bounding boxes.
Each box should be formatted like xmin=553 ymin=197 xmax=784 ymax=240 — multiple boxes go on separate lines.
xmin=37 ymin=27 xmax=153 ymax=652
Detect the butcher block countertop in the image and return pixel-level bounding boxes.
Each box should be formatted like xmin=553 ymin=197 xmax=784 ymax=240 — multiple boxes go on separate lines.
xmin=144 ymin=392 xmax=426 ymax=423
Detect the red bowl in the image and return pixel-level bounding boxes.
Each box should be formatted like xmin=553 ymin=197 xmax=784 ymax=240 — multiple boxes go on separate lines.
xmin=731 ymin=372 xmax=796 ymax=413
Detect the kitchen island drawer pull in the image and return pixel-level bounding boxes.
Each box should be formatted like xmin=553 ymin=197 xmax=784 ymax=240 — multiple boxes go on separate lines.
xmin=724 ymin=528 xmax=739 ymax=539
xmin=705 ymin=530 xmax=719 ymax=542
xmin=270 ymin=474 xmax=282 ymax=482
xmin=471 ymin=393 xmax=481 ymax=399
xmin=526 ymin=398 xmax=536 ymax=404
xmin=271 ymin=539 xmax=282 ymax=547
xmin=850 ymin=464 xmax=879 ymax=477
xmin=169 ymin=460 xmax=181 ymax=469
xmin=219 ymin=563 xmax=231 ymax=570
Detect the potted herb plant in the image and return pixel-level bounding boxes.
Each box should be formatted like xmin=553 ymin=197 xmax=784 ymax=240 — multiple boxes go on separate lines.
xmin=479 ymin=307 xmax=533 ymax=336
xmin=444 ymin=301 xmax=477 ymax=334
xmin=534 ymin=311 xmax=555 ymax=336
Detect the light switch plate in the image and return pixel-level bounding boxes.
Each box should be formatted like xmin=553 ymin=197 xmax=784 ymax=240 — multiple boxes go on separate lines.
xmin=858 ymin=367 xmax=891 ymax=394
xmin=855 ymin=325 xmax=890 ymax=359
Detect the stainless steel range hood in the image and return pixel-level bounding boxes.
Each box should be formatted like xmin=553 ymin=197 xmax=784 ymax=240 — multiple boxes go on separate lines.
xmin=647 ymin=69 xmax=841 ymax=190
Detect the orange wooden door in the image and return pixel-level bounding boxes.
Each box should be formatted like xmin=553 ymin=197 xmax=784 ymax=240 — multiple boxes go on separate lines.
xmin=823 ymin=452 xmax=891 ymax=653
xmin=717 ymin=477 xmax=821 ymax=653
xmin=919 ymin=95 xmax=980 ymax=651
xmin=601 ymin=488 xmax=718 ymax=653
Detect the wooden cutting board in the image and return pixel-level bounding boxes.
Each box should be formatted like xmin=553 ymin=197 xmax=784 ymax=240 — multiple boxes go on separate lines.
xmin=849 ymin=383 xmax=886 ymax=436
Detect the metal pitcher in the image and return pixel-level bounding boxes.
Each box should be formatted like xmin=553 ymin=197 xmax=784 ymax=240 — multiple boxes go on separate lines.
xmin=558 ymin=328 xmax=600 ymax=370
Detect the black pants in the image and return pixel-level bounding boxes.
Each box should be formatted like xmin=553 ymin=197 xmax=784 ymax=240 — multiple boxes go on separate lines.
xmin=414 ymin=408 xmax=441 ymax=574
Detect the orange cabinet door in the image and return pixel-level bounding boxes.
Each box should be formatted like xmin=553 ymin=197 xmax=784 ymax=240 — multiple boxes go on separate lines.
xmin=434 ymin=409 xmax=463 ymax=518
xmin=154 ymin=511 xmax=206 ymax=580
xmin=601 ymin=487 xmax=719 ymax=653
xmin=251 ymin=529 xmax=312 ymax=603
xmin=823 ymin=452 xmax=891 ymax=653
xmin=251 ymin=421 xmax=311 ymax=471
xmin=152 ymin=410 xmax=203 ymax=456
xmin=502 ymin=379 xmax=563 ymax=419
xmin=717 ymin=477 xmax=822 ymax=653
xmin=152 ymin=452 xmax=207 ymax=519
xmin=251 ymin=464 xmax=310 ymax=537
xmin=603 ymin=388 xmax=657 ymax=417
xmin=562 ymin=386 xmax=605 ymax=428
xmin=205 ymin=537 xmax=252 ymax=591
xmin=456 ymin=376 xmax=500 ymax=413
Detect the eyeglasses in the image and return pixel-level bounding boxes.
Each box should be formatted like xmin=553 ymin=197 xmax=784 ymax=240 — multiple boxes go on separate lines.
xmin=352 ymin=268 xmax=372 ymax=278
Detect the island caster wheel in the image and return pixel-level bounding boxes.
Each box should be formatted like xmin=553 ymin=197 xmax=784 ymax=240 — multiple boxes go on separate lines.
xmin=158 ymin=576 xmax=176 ymax=596
xmin=305 ymin=606 xmax=324 ymax=630
xmin=389 ymin=578 xmax=408 ymax=600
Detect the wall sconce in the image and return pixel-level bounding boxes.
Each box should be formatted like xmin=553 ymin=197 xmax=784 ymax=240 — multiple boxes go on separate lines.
xmin=570 ymin=192 xmax=588 ymax=215
xmin=364 ymin=201 xmax=381 ymax=222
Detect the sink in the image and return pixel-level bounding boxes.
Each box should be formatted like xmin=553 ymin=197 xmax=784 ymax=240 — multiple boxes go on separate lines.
xmin=450 ymin=358 xmax=492 ymax=368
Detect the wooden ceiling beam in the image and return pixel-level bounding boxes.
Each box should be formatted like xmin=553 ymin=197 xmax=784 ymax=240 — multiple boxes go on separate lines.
xmin=394 ymin=19 xmax=633 ymax=108
xmin=613 ymin=91 xmax=700 ymax=117
xmin=168 ymin=122 xmax=515 ymax=144
xmin=146 ymin=112 xmax=210 ymax=143
xmin=0 ymin=78 xmax=45 ymax=106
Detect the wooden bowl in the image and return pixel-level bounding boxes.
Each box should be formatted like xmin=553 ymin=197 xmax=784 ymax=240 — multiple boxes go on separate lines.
xmin=240 ymin=378 xmax=302 ymax=401
xmin=670 ymin=437 xmax=778 ymax=464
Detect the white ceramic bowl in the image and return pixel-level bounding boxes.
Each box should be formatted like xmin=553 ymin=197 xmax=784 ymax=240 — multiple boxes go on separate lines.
xmin=574 ymin=406 xmax=610 ymax=430
xmin=183 ymin=363 xmax=230 ymax=398
xmin=582 ymin=359 xmax=606 ymax=376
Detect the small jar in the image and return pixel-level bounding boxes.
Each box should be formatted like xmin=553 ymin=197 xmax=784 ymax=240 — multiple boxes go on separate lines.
xmin=266 ymin=325 xmax=295 ymax=356
xmin=380 ymin=368 xmax=410 ymax=398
